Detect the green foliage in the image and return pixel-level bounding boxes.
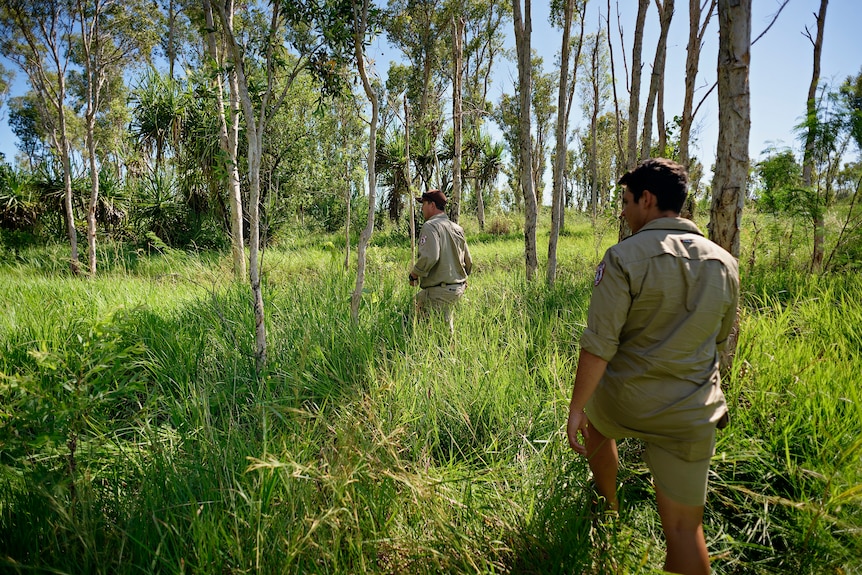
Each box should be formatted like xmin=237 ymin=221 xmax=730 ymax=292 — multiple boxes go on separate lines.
xmin=0 ymin=214 xmax=860 ymax=574
xmin=754 ymin=148 xmax=802 ymax=213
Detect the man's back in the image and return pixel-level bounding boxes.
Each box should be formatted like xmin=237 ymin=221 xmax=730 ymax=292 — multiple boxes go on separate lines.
xmin=582 ymin=217 xmax=739 ymax=441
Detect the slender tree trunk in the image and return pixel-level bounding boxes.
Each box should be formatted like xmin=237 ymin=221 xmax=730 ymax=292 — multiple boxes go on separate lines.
xmin=218 ymin=3 xmax=267 ymax=371
xmin=620 ymin=0 xmax=650 ymax=242
xmin=710 ymin=0 xmax=750 ymax=373
xmin=476 ymin=176 xmax=486 ymax=230
xmin=606 ymin=0 xmax=625 ymax=173
xmin=247 ymin=132 xmax=266 ymax=370
xmin=679 ymin=0 xmax=716 ymax=169
xmin=85 ymin=120 xmax=99 ymax=275
xmin=405 ymin=94 xmax=415 ymax=265
xmin=451 ymin=16 xmax=464 ymax=223
xmin=351 ymin=0 xmax=378 ymax=320
xmin=588 ymin=32 xmax=601 ymax=221
xmin=709 ymin=0 xmax=750 ymax=258
xmin=626 ymin=0 xmax=650 ymax=171
xmin=77 ymin=0 xmax=102 ymax=276
xmin=204 ymin=0 xmax=245 ymax=279
xmin=640 ymin=0 xmax=674 ymax=160
xmin=59 ymin=115 xmax=80 ymax=276
xmin=802 ymin=0 xmax=828 ymax=272
xmin=548 ymin=0 xmax=575 ymax=286
xmin=513 ymin=0 xmax=537 ymax=281
xmin=344 ymin=160 xmax=351 ymax=271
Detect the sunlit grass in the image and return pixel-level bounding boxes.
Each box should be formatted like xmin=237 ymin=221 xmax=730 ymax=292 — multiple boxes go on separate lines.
xmin=0 ymin=211 xmax=860 ymax=574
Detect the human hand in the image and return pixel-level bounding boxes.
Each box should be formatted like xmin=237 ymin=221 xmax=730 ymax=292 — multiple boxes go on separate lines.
xmin=567 ymin=409 xmax=589 ymax=456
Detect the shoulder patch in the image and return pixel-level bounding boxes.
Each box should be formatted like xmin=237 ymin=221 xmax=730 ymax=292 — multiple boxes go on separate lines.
xmin=419 ymin=235 xmax=427 ymax=245
xmin=594 ymin=261 xmax=606 ymax=286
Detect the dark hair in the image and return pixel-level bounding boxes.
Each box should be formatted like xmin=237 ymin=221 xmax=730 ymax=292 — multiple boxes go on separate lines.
xmin=617 ymin=158 xmax=688 ymax=213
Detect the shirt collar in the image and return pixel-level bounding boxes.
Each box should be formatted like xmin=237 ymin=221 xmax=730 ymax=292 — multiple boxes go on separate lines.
xmin=637 ymin=217 xmax=703 ymax=236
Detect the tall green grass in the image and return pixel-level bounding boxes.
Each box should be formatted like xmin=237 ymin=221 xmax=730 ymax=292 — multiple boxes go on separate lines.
xmin=0 ymin=212 xmax=860 ymax=573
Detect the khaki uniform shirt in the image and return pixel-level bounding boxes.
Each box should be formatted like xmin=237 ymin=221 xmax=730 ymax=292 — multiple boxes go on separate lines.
xmin=582 ymin=217 xmax=739 ymax=453
xmin=412 ymin=213 xmax=472 ymax=289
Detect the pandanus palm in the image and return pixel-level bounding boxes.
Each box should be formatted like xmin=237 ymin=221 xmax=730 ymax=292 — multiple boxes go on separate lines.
xmin=474 ymin=136 xmax=504 ymax=230
xmin=375 ymin=129 xmax=409 ymax=221
xmin=129 ymin=69 xmax=188 ymax=169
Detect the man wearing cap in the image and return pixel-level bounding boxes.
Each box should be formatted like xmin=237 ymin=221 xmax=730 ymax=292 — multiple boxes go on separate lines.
xmin=566 ymin=158 xmax=739 ymax=575
xmin=408 ymin=189 xmax=472 ymax=332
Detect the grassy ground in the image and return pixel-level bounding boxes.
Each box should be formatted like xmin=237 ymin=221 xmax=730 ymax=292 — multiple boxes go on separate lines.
xmin=0 ymin=211 xmax=860 ymax=573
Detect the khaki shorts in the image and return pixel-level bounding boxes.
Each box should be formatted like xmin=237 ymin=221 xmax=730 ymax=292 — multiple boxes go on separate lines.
xmin=586 ymin=401 xmax=717 ymax=507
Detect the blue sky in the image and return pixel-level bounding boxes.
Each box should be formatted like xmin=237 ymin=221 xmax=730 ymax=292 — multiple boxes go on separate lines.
xmin=1 ymin=1 xmax=859 ymax=178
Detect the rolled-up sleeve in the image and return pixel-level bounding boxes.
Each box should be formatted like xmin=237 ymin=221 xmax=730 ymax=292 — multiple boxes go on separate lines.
xmin=579 ymin=249 xmax=631 ymax=362
xmin=715 ymin=260 xmax=740 ymax=351
xmin=412 ymin=225 xmax=440 ymax=278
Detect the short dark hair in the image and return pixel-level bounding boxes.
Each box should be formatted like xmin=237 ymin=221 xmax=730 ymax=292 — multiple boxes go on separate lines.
xmin=618 ymin=158 xmax=688 ymax=213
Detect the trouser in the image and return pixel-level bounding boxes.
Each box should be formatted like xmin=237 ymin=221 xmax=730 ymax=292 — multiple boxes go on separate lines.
xmin=415 ymin=283 xmax=466 ymax=332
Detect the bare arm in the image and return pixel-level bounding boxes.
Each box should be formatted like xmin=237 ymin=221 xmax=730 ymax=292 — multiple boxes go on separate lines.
xmin=567 ymin=348 xmax=609 ymax=455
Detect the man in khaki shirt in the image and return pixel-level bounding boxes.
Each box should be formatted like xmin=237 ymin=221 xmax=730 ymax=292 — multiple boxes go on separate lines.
xmin=408 ymin=189 xmax=472 ymax=331
xmin=567 ymin=158 xmax=739 ymax=575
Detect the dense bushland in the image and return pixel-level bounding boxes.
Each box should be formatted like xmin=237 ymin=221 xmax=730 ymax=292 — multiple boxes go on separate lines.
xmin=0 ymin=211 xmax=860 ymax=574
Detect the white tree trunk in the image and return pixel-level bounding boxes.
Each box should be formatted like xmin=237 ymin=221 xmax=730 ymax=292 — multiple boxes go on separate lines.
xmin=351 ymin=0 xmax=379 ymax=321
xmin=204 ymin=0 xmax=246 ymax=279
xmin=218 ymin=3 xmax=267 ymax=371
xmin=451 ymin=16 xmax=464 ymax=223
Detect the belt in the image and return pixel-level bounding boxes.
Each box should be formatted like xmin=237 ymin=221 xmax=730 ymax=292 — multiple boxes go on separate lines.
xmin=434 ymin=281 xmax=465 ymax=288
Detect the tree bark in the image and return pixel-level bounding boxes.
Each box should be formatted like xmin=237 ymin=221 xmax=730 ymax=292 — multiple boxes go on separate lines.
xmin=589 ymin=35 xmax=600 ymax=221
xmin=640 ymin=0 xmax=674 ymax=160
xmin=451 ymin=16 xmax=464 ymax=223
xmin=351 ymin=0 xmax=379 ymax=321
xmin=620 ymin=0 xmax=650 ymax=242
xmin=679 ymin=0 xmax=717 ymax=169
xmin=217 ymin=2 xmax=268 ymax=371
xmin=626 ymin=0 xmax=650 ymax=172
xmin=802 ymin=0 xmax=828 ymax=272
xmin=204 ymin=0 xmax=245 ymax=279
xmin=405 ymin=95 xmax=415 ymax=266
xmin=548 ymin=0 xmax=576 ymax=286
xmin=3 ymin=1 xmax=81 ymax=274
xmin=513 ymin=0 xmax=538 ymax=281
xmin=709 ymin=0 xmax=750 ymax=259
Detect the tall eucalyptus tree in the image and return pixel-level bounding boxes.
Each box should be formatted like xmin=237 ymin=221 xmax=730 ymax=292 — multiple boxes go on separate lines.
xmin=74 ymin=0 xmax=157 ymax=275
xmin=216 ymin=0 xmax=355 ymax=370
xmin=619 ymin=0 xmax=649 ymax=241
xmin=639 ymin=0 xmax=674 ymax=159
xmin=709 ymin=0 xmax=750 ymax=259
xmin=513 ymin=0 xmax=538 ymax=280
xmin=202 ymin=0 xmax=244 ymax=278
xmin=801 ymin=0 xmax=829 ymax=272
xmin=0 ymin=0 xmax=80 ymax=274
xmin=350 ymin=0 xmax=382 ymax=321
xmin=384 ymin=0 xmax=446 ymax=159
xmin=548 ymin=0 xmax=587 ymax=285
xmin=678 ymin=0 xmax=716 ymax=170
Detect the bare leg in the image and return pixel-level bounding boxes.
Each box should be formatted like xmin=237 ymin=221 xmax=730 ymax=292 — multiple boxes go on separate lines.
xmin=585 ymin=421 xmax=619 ymax=511
xmin=655 ymin=484 xmax=710 ymax=575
